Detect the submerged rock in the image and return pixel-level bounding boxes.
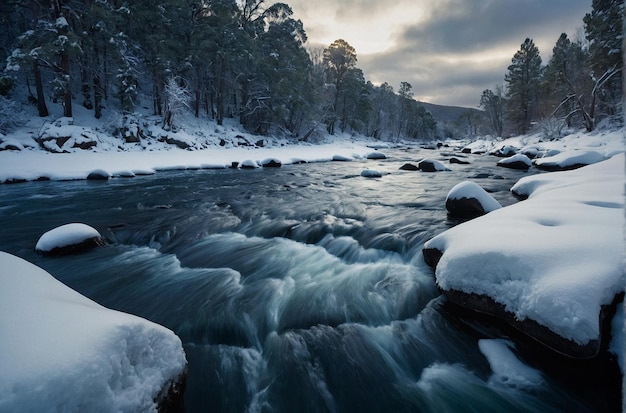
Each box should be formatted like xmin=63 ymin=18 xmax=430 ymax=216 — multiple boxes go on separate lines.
xmin=361 ymin=169 xmax=383 ymax=178
xmin=366 ymin=151 xmax=386 ymax=160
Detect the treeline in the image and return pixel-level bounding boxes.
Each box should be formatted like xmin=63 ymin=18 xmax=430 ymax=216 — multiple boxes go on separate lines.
xmin=480 ymin=0 xmax=623 ymax=137
xmin=0 ymin=0 xmax=436 ymax=140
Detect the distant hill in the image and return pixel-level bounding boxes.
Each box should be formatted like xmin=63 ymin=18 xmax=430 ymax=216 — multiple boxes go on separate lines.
xmin=417 ymin=101 xmax=482 ymax=124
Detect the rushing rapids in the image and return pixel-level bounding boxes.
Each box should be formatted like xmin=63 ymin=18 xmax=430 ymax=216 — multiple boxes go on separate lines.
xmin=0 ymin=146 xmax=619 ymax=412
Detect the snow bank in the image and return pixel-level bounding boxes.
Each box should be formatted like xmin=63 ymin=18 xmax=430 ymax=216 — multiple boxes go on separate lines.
xmin=0 ymin=251 xmax=186 ymax=412
xmin=533 ymin=150 xmax=606 ymax=171
xmin=35 ymin=223 xmax=102 ymax=253
xmin=0 ymin=141 xmax=372 ymax=183
xmin=424 ymin=154 xmax=625 ymax=351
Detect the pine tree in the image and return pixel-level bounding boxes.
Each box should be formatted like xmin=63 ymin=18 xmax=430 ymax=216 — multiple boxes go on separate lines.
xmin=504 ymin=38 xmax=542 ymax=134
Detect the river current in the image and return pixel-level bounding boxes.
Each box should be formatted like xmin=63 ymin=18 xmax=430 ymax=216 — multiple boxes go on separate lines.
xmin=0 ymin=146 xmax=619 ymax=412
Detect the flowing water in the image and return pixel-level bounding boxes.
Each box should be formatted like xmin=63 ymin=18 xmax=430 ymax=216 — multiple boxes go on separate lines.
xmin=0 ymin=146 xmax=619 ymax=412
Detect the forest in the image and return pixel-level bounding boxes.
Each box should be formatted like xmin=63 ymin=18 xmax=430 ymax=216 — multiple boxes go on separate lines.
xmin=0 ymin=0 xmax=622 ymax=141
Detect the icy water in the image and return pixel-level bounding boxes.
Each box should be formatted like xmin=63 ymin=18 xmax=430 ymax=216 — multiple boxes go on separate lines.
xmin=0 ymin=146 xmax=620 ymax=412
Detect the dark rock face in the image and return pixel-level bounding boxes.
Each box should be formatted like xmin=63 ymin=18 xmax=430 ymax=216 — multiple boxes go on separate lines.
xmin=449 ymin=157 xmax=470 ymax=165
xmin=156 ymin=368 xmax=187 ymax=413
xmin=399 ymin=163 xmax=419 ymax=171
xmin=36 ymin=236 xmax=106 ymax=256
xmin=445 ymin=197 xmax=488 ymax=219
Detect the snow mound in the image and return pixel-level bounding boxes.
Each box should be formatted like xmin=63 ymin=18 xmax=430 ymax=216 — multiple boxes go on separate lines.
xmin=35 ymin=223 xmax=103 ymax=254
xmin=0 ymin=251 xmax=186 ymax=412
xmin=533 ymin=150 xmax=605 ymax=171
xmin=424 ymin=154 xmax=625 ymax=353
xmin=261 ymin=158 xmax=282 ymax=167
xmin=240 ymin=159 xmax=260 ymax=169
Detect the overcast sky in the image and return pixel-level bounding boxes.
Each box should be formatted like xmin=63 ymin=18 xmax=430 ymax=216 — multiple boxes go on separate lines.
xmin=286 ymin=0 xmax=592 ymax=108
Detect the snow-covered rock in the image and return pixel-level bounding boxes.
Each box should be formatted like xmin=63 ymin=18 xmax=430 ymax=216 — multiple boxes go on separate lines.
xmin=0 ymin=251 xmax=187 ymax=412
xmin=533 ymin=150 xmax=605 ymax=171
xmin=261 ymin=158 xmax=282 ymax=168
xmin=445 ymin=181 xmax=502 ymax=219
xmin=87 ymin=168 xmax=111 ymax=180
xmin=418 ymin=159 xmax=451 ymax=172
xmin=497 ymin=154 xmax=532 ymax=170
xmin=361 ymin=169 xmax=383 ymax=178
xmin=240 ymin=159 xmax=260 ymax=169
xmin=423 ymin=154 xmax=625 ymax=357
xmin=366 ymin=151 xmax=386 ymax=160
xmin=490 ymin=145 xmax=518 ymax=157
xmin=332 ymin=154 xmax=352 ymax=162
xmin=35 ymin=223 xmax=105 ymax=255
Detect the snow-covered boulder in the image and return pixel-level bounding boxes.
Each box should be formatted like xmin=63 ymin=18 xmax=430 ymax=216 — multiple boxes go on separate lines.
xmin=533 ymin=150 xmax=605 ymax=171
xmin=366 ymin=151 xmax=386 ymax=160
xmin=423 ymin=154 xmax=625 ymax=358
xmin=445 ymin=181 xmax=502 ymax=219
xmin=449 ymin=157 xmax=470 ymax=165
xmin=0 ymin=251 xmax=187 ymax=412
xmin=332 ymin=154 xmax=352 ymax=162
xmin=361 ymin=169 xmax=383 ymax=178
xmin=497 ymin=154 xmax=532 ymax=170
xmin=418 ymin=159 xmax=451 ymax=172
xmin=490 ymin=145 xmax=518 ymax=157
xmin=87 ymin=169 xmax=111 ymax=180
xmin=35 ymin=223 xmax=105 ymax=256
xmin=261 ymin=158 xmax=282 ymax=168
xmin=240 ymin=159 xmax=260 ymax=169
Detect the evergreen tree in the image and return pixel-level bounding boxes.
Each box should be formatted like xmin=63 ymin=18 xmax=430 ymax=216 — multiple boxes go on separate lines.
xmin=504 ymin=38 xmax=542 ymax=134
xmin=582 ymin=0 xmax=623 ymax=126
xmin=322 ymin=39 xmax=357 ymax=134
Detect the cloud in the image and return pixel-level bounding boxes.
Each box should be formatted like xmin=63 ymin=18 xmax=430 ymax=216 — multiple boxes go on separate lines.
xmin=287 ymin=0 xmax=592 ymax=107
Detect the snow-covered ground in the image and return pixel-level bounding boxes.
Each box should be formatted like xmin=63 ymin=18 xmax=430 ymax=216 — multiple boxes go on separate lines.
xmin=424 ymin=152 xmax=624 ymax=354
xmin=0 ymin=251 xmax=186 ymax=412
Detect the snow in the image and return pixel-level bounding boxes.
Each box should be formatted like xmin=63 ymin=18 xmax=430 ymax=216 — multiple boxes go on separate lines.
xmin=0 ymin=141 xmax=373 ymax=183
xmin=533 ymin=149 xmax=606 ymax=169
xmin=35 ymin=223 xmax=101 ymax=253
xmin=446 ymin=181 xmax=502 ymax=212
xmin=496 ymin=153 xmax=532 ymax=168
xmin=478 ymin=339 xmax=543 ymax=389
xmin=424 ymin=153 xmax=625 ymax=345
xmin=0 ymin=251 xmax=186 ymax=412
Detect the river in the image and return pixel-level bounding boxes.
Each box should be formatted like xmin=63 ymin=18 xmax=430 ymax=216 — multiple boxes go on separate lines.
xmin=0 ymin=146 xmax=618 ymax=412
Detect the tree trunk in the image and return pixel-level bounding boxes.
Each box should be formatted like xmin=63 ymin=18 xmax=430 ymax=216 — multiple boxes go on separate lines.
xmin=61 ymin=51 xmax=72 ymax=118
xmin=33 ymin=60 xmax=49 ymax=117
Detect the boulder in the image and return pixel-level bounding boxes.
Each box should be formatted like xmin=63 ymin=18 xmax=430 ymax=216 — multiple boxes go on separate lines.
xmin=366 ymin=151 xmax=386 ymax=160
xmin=332 ymin=154 xmax=352 ymax=162
xmin=418 ymin=159 xmax=450 ymax=172
xmin=399 ymin=163 xmax=419 ymax=171
xmin=497 ymin=154 xmax=532 ymax=170
xmin=35 ymin=223 xmax=106 ymax=256
xmin=361 ymin=169 xmax=383 ymax=178
xmin=490 ymin=145 xmax=518 ymax=157
xmin=240 ymin=159 xmax=260 ymax=169
xmin=87 ymin=169 xmax=111 ymax=180
xmin=445 ymin=181 xmax=501 ymax=219
xmin=261 ymin=158 xmax=282 ymax=168
xmin=449 ymin=157 xmax=470 ymax=165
